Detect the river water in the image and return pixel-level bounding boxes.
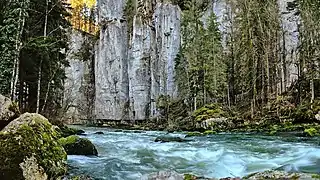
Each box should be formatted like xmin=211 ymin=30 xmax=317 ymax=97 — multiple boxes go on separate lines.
xmin=67 ymin=126 xmax=320 ymax=180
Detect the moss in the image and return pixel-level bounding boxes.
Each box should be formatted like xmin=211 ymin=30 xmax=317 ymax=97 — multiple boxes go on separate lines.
xmin=185 ymin=132 xmax=204 ymax=137
xmin=192 ymin=103 xmax=226 ymax=122
xmin=0 ymin=113 xmax=67 ymax=180
xmin=58 ymin=125 xmax=85 ymax=138
xmin=304 ymin=127 xmax=319 ymax=137
xmin=312 ymin=174 xmax=320 ymax=179
xmin=203 ymin=130 xmax=217 ymax=135
xmin=184 ymin=174 xmax=196 ymax=180
xmin=58 ymin=135 xmax=98 ymax=156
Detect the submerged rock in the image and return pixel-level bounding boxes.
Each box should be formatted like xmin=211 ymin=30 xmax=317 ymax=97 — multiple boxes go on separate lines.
xmin=58 ymin=135 xmax=98 ymax=156
xmin=155 ymin=136 xmax=190 ymax=143
xmin=0 ymin=113 xmax=67 ymax=180
xmin=0 ymin=94 xmax=20 ymax=130
xmin=94 ymin=131 xmax=104 ymax=134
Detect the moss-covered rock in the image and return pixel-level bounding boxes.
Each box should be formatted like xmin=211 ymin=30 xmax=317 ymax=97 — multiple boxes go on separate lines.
xmin=155 ymin=136 xmax=191 ymax=143
xmin=243 ymin=170 xmax=317 ymax=180
xmin=58 ymin=125 xmax=85 ymax=138
xmin=185 ymin=132 xmax=204 ymax=137
xmin=0 ymin=94 xmax=20 ymax=130
xmin=203 ymin=130 xmax=217 ymax=135
xmin=193 ymin=103 xmax=226 ymax=122
xmin=58 ymin=135 xmax=98 ymax=156
xmin=304 ymin=127 xmax=319 ymax=137
xmin=0 ymin=113 xmax=67 ymax=180
xmin=68 ymin=175 xmax=94 ymax=180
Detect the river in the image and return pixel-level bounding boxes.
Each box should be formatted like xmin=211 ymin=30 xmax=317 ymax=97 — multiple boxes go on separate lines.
xmin=67 ymin=126 xmax=320 ymax=180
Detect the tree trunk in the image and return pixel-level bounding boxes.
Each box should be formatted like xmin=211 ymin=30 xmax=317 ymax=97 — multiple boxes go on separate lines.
xmin=10 ymin=1 xmax=27 ymax=101
xmin=36 ymin=0 xmax=48 ymax=113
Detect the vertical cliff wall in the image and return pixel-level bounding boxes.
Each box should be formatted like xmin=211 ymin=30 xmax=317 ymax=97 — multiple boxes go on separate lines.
xmin=278 ymin=0 xmax=300 ymax=90
xmin=95 ymin=0 xmax=129 ymax=120
xmin=64 ymin=30 xmax=95 ymax=123
xmin=94 ymin=0 xmax=181 ymax=121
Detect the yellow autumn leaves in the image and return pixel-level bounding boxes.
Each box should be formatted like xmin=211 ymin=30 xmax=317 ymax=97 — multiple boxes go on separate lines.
xmin=69 ymin=0 xmax=96 ymax=8
xmin=67 ymin=0 xmax=98 ymax=34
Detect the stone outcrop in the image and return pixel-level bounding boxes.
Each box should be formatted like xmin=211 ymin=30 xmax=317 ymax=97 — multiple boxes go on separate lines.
xmin=0 ymin=113 xmax=67 ymax=180
xmin=0 ymin=94 xmax=19 ymax=129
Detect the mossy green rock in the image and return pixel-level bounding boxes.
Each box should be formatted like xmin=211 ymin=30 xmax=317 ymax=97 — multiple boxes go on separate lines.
xmin=59 ymin=135 xmax=98 ymax=156
xmin=304 ymin=127 xmax=319 ymax=137
xmin=185 ymin=132 xmax=204 ymax=137
xmin=0 ymin=113 xmax=67 ymax=180
xmin=155 ymin=136 xmax=191 ymax=143
xmin=58 ymin=125 xmax=85 ymax=138
xmin=243 ymin=170 xmax=317 ymax=180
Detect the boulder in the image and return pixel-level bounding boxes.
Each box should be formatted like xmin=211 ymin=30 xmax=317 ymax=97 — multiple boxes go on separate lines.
xmin=63 ymin=175 xmax=94 ymax=180
xmin=0 ymin=94 xmax=20 ymax=130
xmin=0 ymin=113 xmax=67 ymax=180
xmin=58 ymin=135 xmax=98 ymax=156
xmin=243 ymin=170 xmax=318 ymax=180
xmin=155 ymin=136 xmax=191 ymax=143
xmin=94 ymin=131 xmax=104 ymax=134
xmin=58 ymin=125 xmax=85 ymax=138
xmin=142 ymin=171 xmax=184 ymax=180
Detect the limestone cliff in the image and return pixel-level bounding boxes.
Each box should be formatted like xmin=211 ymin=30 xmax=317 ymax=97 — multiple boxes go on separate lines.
xmin=65 ymin=0 xmax=181 ymax=121
xmin=64 ymin=30 xmax=95 ymax=123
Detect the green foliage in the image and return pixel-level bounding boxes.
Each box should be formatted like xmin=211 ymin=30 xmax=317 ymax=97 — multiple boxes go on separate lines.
xmin=192 ymin=103 xmax=225 ymax=122
xmin=124 ymin=0 xmax=135 ymax=37
xmin=203 ymin=130 xmax=217 ymax=135
xmin=0 ymin=113 xmax=67 ymax=180
xmin=312 ymin=174 xmax=320 ymax=179
xmin=0 ymin=0 xmax=29 ymax=95
xmin=185 ymin=131 xmax=204 ymax=137
xmin=304 ymin=127 xmax=319 ymax=137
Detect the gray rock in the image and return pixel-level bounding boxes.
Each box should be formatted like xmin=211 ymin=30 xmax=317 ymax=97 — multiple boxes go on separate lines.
xmin=243 ymin=170 xmax=317 ymax=180
xmin=64 ymin=30 xmax=95 ymax=123
xmin=141 ymin=171 xmax=184 ymax=180
xmin=155 ymin=136 xmax=190 ymax=143
xmin=94 ymin=0 xmax=181 ymax=121
xmin=0 ymin=94 xmax=19 ymax=129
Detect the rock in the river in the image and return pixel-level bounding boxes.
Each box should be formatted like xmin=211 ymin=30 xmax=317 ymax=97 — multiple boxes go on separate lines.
xmin=142 ymin=171 xmax=184 ymax=180
xmin=0 ymin=113 xmax=67 ymax=180
xmin=155 ymin=136 xmax=190 ymax=143
xmin=94 ymin=131 xmax=104 ymax=134
xmin=58 ymin=135 xmax=98 ymax=156
xmin=243 ymin=170 xmax=317 ymax=180
xmin=64 ymin=175 xmax=94 ymax=180
xmin=59 ymin=125 xmax=85 ymax=137
xmin=0 ymin=94 xmax=20 ymax=130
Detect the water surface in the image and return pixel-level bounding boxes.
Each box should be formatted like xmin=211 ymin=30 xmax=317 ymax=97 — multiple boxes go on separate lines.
xmin=67 ymin=126 xmax=320 ymax=179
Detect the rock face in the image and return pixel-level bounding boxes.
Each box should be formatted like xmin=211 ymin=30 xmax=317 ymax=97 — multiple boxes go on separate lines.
xmin=0 ymin=113 xmax=67 ymax=180
xmin=0 ymin=94 xmax=19 ymax=129
xmin=95 ymin=1 xmax=129 ymax=121
xmin=64 ymin=30 xmax=95 ymax=123
xmin=94 ymin=0 xmax=181 ymax=121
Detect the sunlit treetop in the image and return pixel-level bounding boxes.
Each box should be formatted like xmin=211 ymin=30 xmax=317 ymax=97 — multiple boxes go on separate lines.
xmin=68 ymin=0 xmax=96 ymax=8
